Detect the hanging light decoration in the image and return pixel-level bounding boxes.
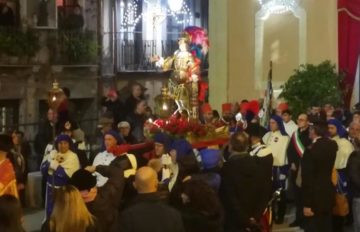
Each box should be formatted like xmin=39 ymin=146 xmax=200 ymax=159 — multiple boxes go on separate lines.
xmin=168 ymin=0 xmax=183 ymax=12
xmin=121 ymin=0 xmax=192 ymax=30
xmin=258 ymin=0 xmax=299 ymax=14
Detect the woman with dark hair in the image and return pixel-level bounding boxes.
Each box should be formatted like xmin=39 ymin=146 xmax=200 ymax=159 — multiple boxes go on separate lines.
xmin=180 ymin=179 xmax=223 ymax=232
xmin=10 ymin=130 xmax=31 ymax=206
xmin=125 ymin=83 xmax=146 ymax=116
xmin=0 ymin=194 xmax=24 ymax=232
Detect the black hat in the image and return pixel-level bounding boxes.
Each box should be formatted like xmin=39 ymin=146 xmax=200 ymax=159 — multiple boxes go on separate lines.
xmin=246 ymin=123 xmax=266 ymax=138
xmin=0 ymin=134 xmax=13 ymax=153
xmin=69 ymin=169 xmax=97 ymax=191
xmin=59 ymin=120 xmax=79 ymax=132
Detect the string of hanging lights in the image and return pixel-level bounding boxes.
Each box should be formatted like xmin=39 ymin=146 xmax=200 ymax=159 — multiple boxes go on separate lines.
xmin=120 ymin=0 xmax=193 ymax=31
xmin=258 ymin=0 xmax=299 ymax=15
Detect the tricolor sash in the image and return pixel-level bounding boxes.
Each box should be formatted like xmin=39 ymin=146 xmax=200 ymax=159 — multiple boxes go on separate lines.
xmin=291 ymin=130 xmax=305 ymax=158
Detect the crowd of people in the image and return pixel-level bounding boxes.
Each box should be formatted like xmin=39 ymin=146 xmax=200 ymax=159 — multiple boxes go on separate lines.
xmin=1 ymin=83 xmax=360 ymax=232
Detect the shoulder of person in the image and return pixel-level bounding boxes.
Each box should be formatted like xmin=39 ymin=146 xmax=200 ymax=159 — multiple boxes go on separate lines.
xmin=256 ymin=147 xmax=272 ymax=158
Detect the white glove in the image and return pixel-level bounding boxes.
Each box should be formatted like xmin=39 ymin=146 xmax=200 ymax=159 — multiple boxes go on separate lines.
xmin=155 ymin=57 xmax=165 ymax=68
xmin=50 ymin=160 xmax=59 ymax=171
xmin=47 ymin=151 xmax=57 ymax=162
xmin=279 ymin=174 xmax=287 ymax=180
xmin=161 ymin=168 xmax=171 ymax=181
xmin=161 ymin=154 xmax=172 ymax=166
xmin=191 ymin=74 xmax=199 ymax=82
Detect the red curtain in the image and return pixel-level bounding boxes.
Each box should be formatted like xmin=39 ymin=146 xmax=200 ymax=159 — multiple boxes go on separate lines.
xmin=338 ymin=0 xmax=360 ymax=106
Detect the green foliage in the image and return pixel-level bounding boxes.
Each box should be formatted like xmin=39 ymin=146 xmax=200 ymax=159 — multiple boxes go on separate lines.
xmin=0 ymin=28 xmax=40 ymax=57
xmin=60 ymin=30 xmax=98 ymax=64
xmin=279 ymin=61 xmax=343 ymax=116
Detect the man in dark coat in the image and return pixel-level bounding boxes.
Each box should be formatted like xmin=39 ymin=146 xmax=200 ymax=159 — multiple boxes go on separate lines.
xmin=101 ymin=89 xmax=126 ymax=126
xmin=246 ymin=123 xmax=273 ymax=220
xmin=287 ymin=113 xmax=312 ymax=228
xmin=347 ymin=136 xmax=360 ymax=232
xmin=126 ymin=100 xmax=147 ymax=143
xmin=70 ymin=165 xmax=125 ymax=232
xmin=302 ymin=122 xmax=338 ymax=232
xmin=0 ymin=0 xmax=14 ymax=26
xmin=120 ymin=167 xmax=185 ymax=232
xmin=220 ymin=131 xmax=260 ymax=231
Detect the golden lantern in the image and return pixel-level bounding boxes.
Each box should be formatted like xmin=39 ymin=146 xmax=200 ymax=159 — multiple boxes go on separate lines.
xmin=47 ymin=80 xmax=65 ymax=111
xmin=154 ymin=86 xmax=174 ymax=119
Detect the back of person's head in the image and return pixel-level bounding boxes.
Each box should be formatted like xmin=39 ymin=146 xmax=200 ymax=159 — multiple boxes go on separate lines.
xmin=230 ymin=131 xmax=249 ymax=152
xmin=62 ymin=87 xmax=70 ymax=98
xmin=0 ymin=134 xmax=13 ymax=154
xmin=178 ymin=154 xmax=200 ymax=179
xmin=0 ymin=195 xmax=23 ymax=232
xmin=50 ymin=185 xmax=94 ymax=232
xmin=311 ymin=121 xmax=328 ymax=137
xmin=70 ymin=169 xmax=97 ymax=191
xmin=134 ymin=167 xmax=158 ymax=194
xmin=182 ymin=179 xmax=222 ymax=217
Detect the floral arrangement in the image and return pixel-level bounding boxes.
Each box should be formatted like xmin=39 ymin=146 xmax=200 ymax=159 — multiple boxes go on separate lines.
xmin=144 ymin=114 xmax=229 ymax=145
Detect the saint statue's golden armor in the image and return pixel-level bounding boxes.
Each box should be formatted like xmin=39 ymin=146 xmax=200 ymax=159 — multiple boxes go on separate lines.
xmin=155 ymin=35 xmax=200 ymax=119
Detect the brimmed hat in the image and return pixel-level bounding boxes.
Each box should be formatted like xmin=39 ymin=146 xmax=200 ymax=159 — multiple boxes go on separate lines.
xmin=59 ymin=120 xmax=79 ymax=132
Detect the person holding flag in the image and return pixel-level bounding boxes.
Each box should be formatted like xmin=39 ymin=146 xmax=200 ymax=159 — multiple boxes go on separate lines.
xmin=350 ymin=55 xmax=360 ymax=110
xmin=260 ymin=61 xmax=274 ymax=128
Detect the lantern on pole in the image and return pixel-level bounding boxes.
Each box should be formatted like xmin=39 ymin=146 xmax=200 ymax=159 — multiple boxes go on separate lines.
xmin=47 ymin=80 xmax=65 ymax=111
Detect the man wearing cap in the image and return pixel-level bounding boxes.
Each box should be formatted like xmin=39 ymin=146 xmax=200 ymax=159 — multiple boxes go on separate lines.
xmin=221 ymin=103 xmax=233 ymax=124
xmin=190 ymin=149 xmax=222 ymax=192
xmin=201 ymin=103 xmax=213 ymax=125
xmin=0 ymin=134 xmax=17 ymax=197
xmin=328 ymin=119 xmax=354 ymax=231
xmin=59 ymin=120 xmax=89 ymax=168
xmin=101 ymin=89 xmax=126 ymax=125
xmin=118 ymin=121 xmax=136 ymax=144
xmin=143 ymin=132 xmax=172 ymax=162
xmin=145 ymin=133 xmax=176 ymax=187
xmin=40 ymin=134 xmax=80 ymax=218
xmin=92 ymin=130 xmax=124 ymax=187
xmin=247 ymin=123 xmax=273 ymax=217
xmin=262 ymin=115 xmax=290 ymax=224
xmin=70 ymin=165 xmax=125 ymax=232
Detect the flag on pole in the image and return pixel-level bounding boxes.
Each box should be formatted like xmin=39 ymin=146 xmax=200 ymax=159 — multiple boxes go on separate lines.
xmin=260 ymin=61 xmax=273 ymax=127
xmin=351 ymin=55 xmax=360 ymax=109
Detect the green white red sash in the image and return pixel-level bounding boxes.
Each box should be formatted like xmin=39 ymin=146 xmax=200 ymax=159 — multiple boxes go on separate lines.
xmin=291 ymin=130 xmax=305 ymax=157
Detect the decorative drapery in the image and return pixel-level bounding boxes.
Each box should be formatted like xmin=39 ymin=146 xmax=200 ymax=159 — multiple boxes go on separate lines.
xmin=338 ymin=0 xmax=360 ymax=106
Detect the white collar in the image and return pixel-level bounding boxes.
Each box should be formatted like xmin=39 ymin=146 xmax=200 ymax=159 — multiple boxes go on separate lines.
xmin=313 ymin=136 xmax=322 ymax=143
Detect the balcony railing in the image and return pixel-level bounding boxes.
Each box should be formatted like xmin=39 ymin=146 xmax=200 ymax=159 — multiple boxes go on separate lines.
xmin=115 ymin=31 xmax=181 ymax=72
xmin=0 ymin=27 xmax=99 ymax=66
